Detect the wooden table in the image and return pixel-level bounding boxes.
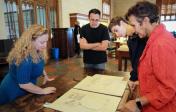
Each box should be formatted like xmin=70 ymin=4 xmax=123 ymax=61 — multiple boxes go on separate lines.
xmin=113 ymin=38 xmax=127 ymax=49
xmin=0 ymin=68 xmax=130 ymax=112
xmin=116 ymin=46 xmax=130 ymax=71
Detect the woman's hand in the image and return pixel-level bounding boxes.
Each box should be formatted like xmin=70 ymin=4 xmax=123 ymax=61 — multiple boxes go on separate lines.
xmin=42 ymin=87 xmax=56 ymax=94
xmin=19 ymin=83 xmax=56 ymax=95
xmin=128 ymin=80 xmax=139 ymax=92
xmin=120 ymin=100 xmax=140 ymax=112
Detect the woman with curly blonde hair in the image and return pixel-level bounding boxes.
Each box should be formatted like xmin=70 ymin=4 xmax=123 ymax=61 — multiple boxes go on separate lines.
xmin=0 ymin=24 xmax=56 ymax=104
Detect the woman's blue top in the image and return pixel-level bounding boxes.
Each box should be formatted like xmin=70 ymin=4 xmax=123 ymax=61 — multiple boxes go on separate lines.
xmin=0 ymin=57 xmax=44 ymax=104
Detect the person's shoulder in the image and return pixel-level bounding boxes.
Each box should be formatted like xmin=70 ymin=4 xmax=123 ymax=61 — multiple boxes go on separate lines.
xmin=156 ymin=33 xmax=175 ymax=47
xmin=99 ymin=24 xmax=108 ymax=29
xmin=81 ymin=24 xmax=89 ymax=29
xmin=15 ymin=56 xmax=33 ymax=67
xmin=98 ymin=24 xmax=108 ymax=32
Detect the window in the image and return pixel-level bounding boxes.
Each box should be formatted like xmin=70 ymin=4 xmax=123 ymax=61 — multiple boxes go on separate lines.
xmin=157 ymin=0 xmax=176 ymax=32
xmin=162 ymin=21 xmax=176 ymax=32
xmin=37 ymin=5 xmax=46 ymax=27
xmin=3 ymin=0 xmax=59 ymax=38
xmin=50 ymin=8 xmax=57 ymax=28
xmin=102 ymin=0 xmax=111 ymax=20
xmin=4 ymin=1 xmax=19 ymax=39
xmin=158 ymin=0 xmax=176 ymax=21
xmin=22 ymin=2 xmax=34 ymax=30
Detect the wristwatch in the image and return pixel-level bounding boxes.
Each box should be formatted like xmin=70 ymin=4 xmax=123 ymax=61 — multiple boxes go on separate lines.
xmin=135 ymin=98 xmax=142 ymax=110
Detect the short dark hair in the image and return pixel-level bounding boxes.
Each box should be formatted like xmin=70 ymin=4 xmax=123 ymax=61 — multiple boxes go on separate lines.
xmin=88 ymin=8 xmax=101 ymax=17
xmin=108 ymin=16 xmax=127 ymax=32
xmin=125 ymin=1 xmax=159 ymax=24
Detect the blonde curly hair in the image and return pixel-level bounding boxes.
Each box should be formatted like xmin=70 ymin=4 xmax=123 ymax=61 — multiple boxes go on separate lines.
xmin=7 ymin=24 xmax=48 ymax=65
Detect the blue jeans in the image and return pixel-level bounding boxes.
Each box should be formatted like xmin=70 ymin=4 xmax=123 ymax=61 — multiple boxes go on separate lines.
xmin=84 ymin=63 xmax=106 ymax=70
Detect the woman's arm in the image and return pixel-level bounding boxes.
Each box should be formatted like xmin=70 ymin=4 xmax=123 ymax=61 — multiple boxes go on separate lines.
xmin=19 ymin=83 xmax=56 ymax=95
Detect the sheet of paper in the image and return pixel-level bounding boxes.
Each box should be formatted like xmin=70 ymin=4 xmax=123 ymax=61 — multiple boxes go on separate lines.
xmin=44 ymin=89 xmax=121 ymax=112
xmin=93 ymin=74 xmax=124 ymax=80
xmin=73 ymin=75 xmax=128 ymax=97
xmin=117 ymin=45 xmax=129 ymax=51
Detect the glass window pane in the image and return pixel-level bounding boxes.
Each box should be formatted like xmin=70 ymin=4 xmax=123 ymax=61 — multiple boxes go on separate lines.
xmin=162 ymin=21 xmax=176 ymax=32
xmin=167 ymin=4 xmax=172 ymax=14
xmin=172 ymin=4 xmax=176 ymax=14
xmin=161 ymin=15 xmax=165 ymax=21
xmin=22 ymin=3 xmax=34 ymax=30
xmin=37 ymin=6 xmax=46 ymax=27
xmin=161 ymin=5 xmax=166 ymax=14
xmin=166 ymin=15 xmax=170 ymax=20
xmin=4 ymin=1 xmax=19 ymax=39
xmin=171 ymin=15 xmax=175 ymax=20
xmin=50 ymin=8 xmax=56 ymax=28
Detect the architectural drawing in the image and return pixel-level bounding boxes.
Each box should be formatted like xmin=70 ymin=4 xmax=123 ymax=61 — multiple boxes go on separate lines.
xmin=44 ymin=89 xmax=121 ymax=112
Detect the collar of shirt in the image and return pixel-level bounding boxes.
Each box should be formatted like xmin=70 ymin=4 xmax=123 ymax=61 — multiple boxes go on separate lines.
xmin=140 ymin=24 xmax=165 ymax=61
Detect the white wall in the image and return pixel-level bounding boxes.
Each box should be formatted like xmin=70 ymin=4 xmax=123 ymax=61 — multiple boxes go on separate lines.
xmin=0 ymin=0 xmax=8 ymax=39
xmin=58 ymin=0 xmax=156 ymax=27
xmin=59 ymin=0 xmax=102 ymax=28
xmin=112 ymin=0 xmax=156 ymax=17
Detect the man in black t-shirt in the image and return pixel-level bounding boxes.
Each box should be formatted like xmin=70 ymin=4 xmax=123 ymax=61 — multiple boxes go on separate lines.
xmin=80 ymin=9 xmax=110 ymax=70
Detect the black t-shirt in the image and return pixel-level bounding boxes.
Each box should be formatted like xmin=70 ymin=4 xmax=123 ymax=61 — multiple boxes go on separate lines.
xmin=127 ymin=34 xmax=148 ymax=81
xmin=80 ymin=24 xmax=110 ymax=64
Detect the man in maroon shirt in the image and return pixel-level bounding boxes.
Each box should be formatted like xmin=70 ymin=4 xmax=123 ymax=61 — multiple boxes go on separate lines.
xmin=121 ymin=1 xmax=176 ymax=112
